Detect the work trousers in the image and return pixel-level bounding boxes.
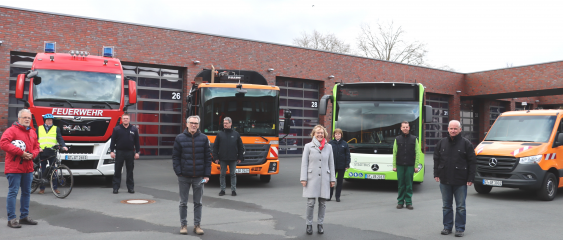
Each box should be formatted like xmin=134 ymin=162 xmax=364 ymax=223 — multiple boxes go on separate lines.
xmin=178 ymin=176 xmax=204 ymax=226
xmin=219 ymin=160 xmax=238 ymax=192
xmin=306 ymin=198 xmax=326 ymax=225
xmin=396 ymin=165 xmax=414 ymax=205
xmin=329 ymin=169 xmax=346 ymax=200
xmin=113 ymin=150 xmax=135 ymax=191
xmin=6 ymin=172 xmax=32 ymax=221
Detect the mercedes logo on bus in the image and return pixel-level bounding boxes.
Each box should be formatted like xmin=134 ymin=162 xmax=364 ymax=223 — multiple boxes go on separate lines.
xmin=371 ymin=164 xmax=379 ymax=171
xmin=489 ymin=158 xmax=498 ymax=167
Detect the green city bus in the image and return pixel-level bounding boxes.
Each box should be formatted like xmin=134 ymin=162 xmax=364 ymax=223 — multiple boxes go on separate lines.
xmin=319 ymin=82 xmax=432 ymax=182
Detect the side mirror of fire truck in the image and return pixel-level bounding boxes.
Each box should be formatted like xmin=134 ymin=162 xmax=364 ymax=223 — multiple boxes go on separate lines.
xmin=283 ymin=110 xmax=292 ymax=135
xmin=128 ymin=80 xmax=137 ymax=104
xmin=15 ymin=74 xmax=26 ymax=99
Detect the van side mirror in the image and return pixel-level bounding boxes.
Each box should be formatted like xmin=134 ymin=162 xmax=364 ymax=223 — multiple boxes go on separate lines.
xmin=556 ymin=133 xmax=563 ymax=147
xmin=424 ymin=105 xmax=433 ymax=123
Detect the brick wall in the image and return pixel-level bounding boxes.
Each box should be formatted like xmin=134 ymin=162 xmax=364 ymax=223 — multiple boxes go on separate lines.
xmin=1 ymin=6 xmax=563 ymax=159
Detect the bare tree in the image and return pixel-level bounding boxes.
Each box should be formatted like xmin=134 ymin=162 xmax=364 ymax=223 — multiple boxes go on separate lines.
xmin=357 ymin=22 xmax=427 ymax=65
xmin=506 ymin=62 xmax=514 ymax=68
xmin=293 ymin=30 xmax=352 ymax=54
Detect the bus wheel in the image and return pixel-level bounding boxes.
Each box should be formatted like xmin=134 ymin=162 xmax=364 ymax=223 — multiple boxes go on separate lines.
xmin=537 ymin=172 xmax=557 ymax=201
xmin=474 ymin=184 xmax=493 ymax=194
xmin=260 ymin=175 xmax=271 ymax=183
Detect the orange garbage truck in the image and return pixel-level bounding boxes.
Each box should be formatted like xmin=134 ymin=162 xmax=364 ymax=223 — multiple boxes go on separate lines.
xmin=186 ymin=69 xmax=291 ymax=182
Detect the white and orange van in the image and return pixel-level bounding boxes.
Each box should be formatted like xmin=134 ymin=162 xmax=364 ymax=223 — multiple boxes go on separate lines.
xmin=473 ymin=110 xmax=563 ymax=201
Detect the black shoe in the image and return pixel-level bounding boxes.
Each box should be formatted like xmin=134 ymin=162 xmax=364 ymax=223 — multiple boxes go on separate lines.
xmin=113 ymin=189 xmax=118 ymax=194
xmin=18 ymin=216 xmax=38 ymax=225
xmin=317 ymin=224 xmax=324 ymax=234
xmin=128 ymin=189 xmax=135 ymax=194
xmin=232 ymin=191 xmax=237 ymax=196
xmin=219 ymin=190 xmax=225 ymax=196
xmin=441 ymin=229 xmax=452 ymax=235
xmin=396 ymin=204 xmax=404 ymax=209
xmin=406 ymin=204 xmax=413 ymax=210
xmin=336 ymin=198 xmax=341 ymax=202
xmin=306 ymin=225 xmax=313 ymax=235
xmin=455 ymin=231 xmax=464 ymax=237
xmin=7 ymin=219 xmax=21 ymax=228
xmin=326 ymin=198 xmax=332 ymax=201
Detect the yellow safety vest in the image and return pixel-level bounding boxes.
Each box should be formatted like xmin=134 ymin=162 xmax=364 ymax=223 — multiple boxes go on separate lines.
xmin=38 ymin=125 xmax=58 ymax=149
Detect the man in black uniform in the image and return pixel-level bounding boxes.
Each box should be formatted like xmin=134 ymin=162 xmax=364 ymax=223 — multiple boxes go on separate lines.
xmin=213 ymin=117 xmax=244 ymax=196
xmin=433 ymin=120 xmax=476 ymax=237
xmin=109 ymin=113 xmax=140 ymax=194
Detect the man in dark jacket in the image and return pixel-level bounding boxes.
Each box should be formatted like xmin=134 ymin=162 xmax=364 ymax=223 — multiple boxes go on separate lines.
xmin=328 ymin=128 xmax=350 ymax=202
xmin=109 ymin=113 xmax=140 ymax=194
xmin=392 ymin=121 xmax=422 ymax=210
xmin=213 ymin=117 xmax=244 ymax=196
xmin=433 ymin=120 xmax=476 ymax=237
xmin=172 ymin=115 xmax=211 ymax=235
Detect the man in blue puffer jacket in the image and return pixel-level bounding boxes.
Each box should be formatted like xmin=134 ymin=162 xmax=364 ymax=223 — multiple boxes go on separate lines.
xmin=172 ymin=115 xmax=212 ymax=235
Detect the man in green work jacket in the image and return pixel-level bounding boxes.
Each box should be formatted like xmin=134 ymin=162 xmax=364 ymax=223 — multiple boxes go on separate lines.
xmin=393 ymin=121 xmax=422 ymax=210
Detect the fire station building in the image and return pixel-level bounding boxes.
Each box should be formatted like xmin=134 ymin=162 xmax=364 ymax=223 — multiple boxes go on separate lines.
xmin=1 ymin=6 xmax=563 ymax=159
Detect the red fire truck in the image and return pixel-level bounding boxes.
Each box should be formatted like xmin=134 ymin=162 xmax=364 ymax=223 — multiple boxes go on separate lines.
xmin=15 ymin=42 xmax=137 ymax=181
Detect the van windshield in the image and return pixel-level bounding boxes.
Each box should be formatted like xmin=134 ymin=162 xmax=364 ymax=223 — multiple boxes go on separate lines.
xmin=485 ymin=115 xmax=556 ymax=142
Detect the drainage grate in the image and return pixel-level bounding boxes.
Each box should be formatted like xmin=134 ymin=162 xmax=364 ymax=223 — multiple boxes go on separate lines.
xmin=120 ymin=199 xmax=156 ymax=205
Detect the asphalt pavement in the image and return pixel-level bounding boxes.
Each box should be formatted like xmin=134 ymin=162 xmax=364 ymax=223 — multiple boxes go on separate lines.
xmin=2 ymin=154 xmax=563 ymax=240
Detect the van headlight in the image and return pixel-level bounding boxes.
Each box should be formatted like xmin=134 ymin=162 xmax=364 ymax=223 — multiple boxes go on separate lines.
xmin=519 ymin=155 xmax=542 ymax=164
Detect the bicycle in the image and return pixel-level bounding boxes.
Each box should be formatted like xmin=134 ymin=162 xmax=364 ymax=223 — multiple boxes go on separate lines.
xmin=31 ymin=145 xmax=74 ymax=198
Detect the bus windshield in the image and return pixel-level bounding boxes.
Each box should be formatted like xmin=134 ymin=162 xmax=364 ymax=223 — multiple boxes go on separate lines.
xmin=33 ymin=69 xmax=122 ymax=103
xmin=335 ymin=101 xmax=420 ymax=153
xmin=202 ymin=87 xmax=278 ymax=136
xmin=485 ymin=115 xmax=556 ymax=142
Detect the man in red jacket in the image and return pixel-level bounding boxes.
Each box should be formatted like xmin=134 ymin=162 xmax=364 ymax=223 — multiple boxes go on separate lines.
xmin=1 ymin=109 xmax=40 ymax=228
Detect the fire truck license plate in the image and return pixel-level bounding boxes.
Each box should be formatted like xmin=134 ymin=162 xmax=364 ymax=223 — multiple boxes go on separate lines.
xmin=483 ymin=179 xmax=502 ymax=186
xmin=65 ymin=155 xmax=87 ymax=160
xmin=235 ymin=168 xmax=250 ymax=174
xmin=366 ymin=174 xmax=385 ymax=180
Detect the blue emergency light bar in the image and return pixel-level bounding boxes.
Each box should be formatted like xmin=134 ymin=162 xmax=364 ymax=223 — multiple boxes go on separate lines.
xmin=44 ymin=41 xmax=56 ymax=53
xmin=103 ymin=46 xmax=114 ymax=57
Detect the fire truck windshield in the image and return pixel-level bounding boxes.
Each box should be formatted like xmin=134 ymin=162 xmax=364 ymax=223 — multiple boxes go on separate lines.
xmin=33 ymin=69 xmax=122 ymax=103
xmin=202 ymin=87 xmax=278 ymax=136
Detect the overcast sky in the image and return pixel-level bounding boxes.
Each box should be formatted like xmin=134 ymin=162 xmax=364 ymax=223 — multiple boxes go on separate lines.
xmin=2 ymin=0 xmax=562 ymax=73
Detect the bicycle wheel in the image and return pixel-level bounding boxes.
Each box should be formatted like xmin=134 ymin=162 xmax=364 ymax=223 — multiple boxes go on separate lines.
xmin=31 ymin=169 xmax=41 ymax=194
xmin=50 ymin=165 xmax=73 ymax=198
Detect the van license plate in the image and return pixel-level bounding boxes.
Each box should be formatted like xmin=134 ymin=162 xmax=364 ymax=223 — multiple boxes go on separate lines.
xmin=65 ymin=155 xmax=87 ymax=160
xmin=235 ymin=168 xmax=250 ymax=174
xmin=483 ymin=179 xmax=502 ymax=186
xmin=366 ymin=174 xmax=385 ymax=180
